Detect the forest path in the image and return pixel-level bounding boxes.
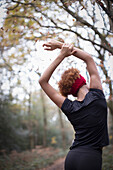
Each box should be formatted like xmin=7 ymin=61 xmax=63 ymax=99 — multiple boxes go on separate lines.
xmin=41 ymin=157 xmax=65 ymax=170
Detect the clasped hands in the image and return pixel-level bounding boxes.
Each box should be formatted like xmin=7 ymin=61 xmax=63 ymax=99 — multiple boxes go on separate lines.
xmin=43 ymin=39 xmax=77 ymax=58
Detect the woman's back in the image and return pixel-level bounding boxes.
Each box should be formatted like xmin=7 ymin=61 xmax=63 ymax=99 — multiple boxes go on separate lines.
xmin=61 ymin=88 xmax=109 ymax=150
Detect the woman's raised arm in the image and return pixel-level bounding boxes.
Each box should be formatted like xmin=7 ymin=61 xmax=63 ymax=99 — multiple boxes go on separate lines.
xmin=71 ymin=47 xmax=103 ymax=90
xmin=39 ymin=44 xmax=76 ymax=108
xmin=43 ymin=40 xmax=103 ymax=90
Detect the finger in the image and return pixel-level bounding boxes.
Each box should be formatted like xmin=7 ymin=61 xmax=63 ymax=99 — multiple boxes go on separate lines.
xmin=69 ymin=44 xmax=73 ymax=49
xmin=43 ymin=43 xmax=51 ymax=47
xmin=62 ymin=43 xmax=66 ymax=48
xmin=68 ymin=45 xmax=73 ymax=51
xmin=44 ymin=47 xmax=53 ymax=51
xmin=70 ymin=44 xmax=74 ymax=48
xmin=65 ymin=43 xmax=69 ymax=47
xmin=71 ymin=49 xmax=77 ymax=55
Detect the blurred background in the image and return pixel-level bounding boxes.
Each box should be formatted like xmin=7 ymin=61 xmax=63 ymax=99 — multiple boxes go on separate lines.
xmin=0 ymin=0 xmax=113 ymax=169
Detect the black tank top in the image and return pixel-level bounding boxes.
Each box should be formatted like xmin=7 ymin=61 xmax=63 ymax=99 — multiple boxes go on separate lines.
xmin=61 ymin=88 xmax=109 ymax=150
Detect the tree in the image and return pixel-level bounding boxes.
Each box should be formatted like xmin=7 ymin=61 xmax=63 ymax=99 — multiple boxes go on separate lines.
xmin=96 ymin=0 xmax=113 ymax=31
xmin=2 ymin=0 xmax=112 ymax=97
xmin=0 ymin=96 xmax=29 ymax=153
xmin=58 ymin=108 xmax=66 ymax=149
xmin=40 ymin=89 xmax=48 ymax=147
xmin=0 ymin=0 xmax=113 ymax=148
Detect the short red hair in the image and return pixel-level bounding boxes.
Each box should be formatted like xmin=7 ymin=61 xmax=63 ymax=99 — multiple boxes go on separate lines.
xmin=58 ymin=67 xmax=80 ymax=97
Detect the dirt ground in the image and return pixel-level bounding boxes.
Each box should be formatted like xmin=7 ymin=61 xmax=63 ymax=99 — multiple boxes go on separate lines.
xmin=41 ymin=157 xmax=65 ymax=170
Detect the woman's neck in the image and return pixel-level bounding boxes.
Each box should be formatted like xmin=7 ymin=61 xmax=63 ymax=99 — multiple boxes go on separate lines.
xmin=77 ymin=85 xmax=89 ymax=101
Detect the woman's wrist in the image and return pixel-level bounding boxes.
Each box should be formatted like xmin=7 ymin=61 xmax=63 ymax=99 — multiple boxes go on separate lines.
xmin=58 ymin=52 xmax=66 ymax=58
xmin=57 ymin=42 xmax=63 ymax=49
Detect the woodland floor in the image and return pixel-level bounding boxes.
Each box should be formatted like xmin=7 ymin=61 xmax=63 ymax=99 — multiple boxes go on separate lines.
xmin=0 ymin=145 xmax=113 ymax=170
xmin=41 ymin=145 xmax=113 ymax=170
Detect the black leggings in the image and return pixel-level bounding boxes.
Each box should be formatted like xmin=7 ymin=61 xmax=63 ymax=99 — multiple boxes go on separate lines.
xmin=65 ymin=147 xmax=102 ymax=170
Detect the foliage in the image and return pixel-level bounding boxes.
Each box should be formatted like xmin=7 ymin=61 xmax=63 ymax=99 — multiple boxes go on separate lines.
xmin=0 ymin=144 xmax=113 ymax=170
xmin=1 ymin=0 xmax=112 ymax=98
xmin=0 ymin=146 xmax=67 ymax=170
xmin=0 ymin=91 xmax=73 ymax=153
xmin=0 ymin=0 xmax=113 ymax=156
xmin=102 ymin=145 xmax=113 ymax=170
xmin=0 ymin=96 xmax=29 ymax=153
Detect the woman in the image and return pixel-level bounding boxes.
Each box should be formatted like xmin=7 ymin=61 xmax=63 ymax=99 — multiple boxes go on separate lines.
xmin=39 ymin=40 xmax=109 ymax=170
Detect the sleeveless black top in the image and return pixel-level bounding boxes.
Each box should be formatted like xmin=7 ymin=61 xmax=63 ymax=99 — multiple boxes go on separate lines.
xmin=61 ymin=88 xmax=109 ymax=150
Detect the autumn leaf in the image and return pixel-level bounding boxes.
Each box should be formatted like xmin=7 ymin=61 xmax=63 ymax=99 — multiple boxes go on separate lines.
xmin=100 ymin=60 xmax=103 ymax=64
xmin=1 ymin=27 xmax=4 ymax=30
xmin=12 ymin=29 xmax=16 ymax=33
xmin=108 ymin=43 xmax=111 ymax=47
xmin=40 ymin=16 xmax=43 ymax=20
xmin=98 ymin=64 xmax=104 ymax=68
xmin=7 ymin=10 xmax=9 ymax=15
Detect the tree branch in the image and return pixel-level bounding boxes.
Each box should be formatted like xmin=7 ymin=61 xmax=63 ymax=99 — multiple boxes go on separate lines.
xmin=6 ymin=14 xmax=113 ymax=55
xmin=94 ymin=45 xmax=112 ymax=96
xmin=60 ymin=0 xmax=112 ymax=52
xmin=6 ymin=15 xmax=42 ymax=26
xmin=7 ymin=3 xmax=19 ymax=10
xmin=96 ymin=0 xmax=113 ymax=23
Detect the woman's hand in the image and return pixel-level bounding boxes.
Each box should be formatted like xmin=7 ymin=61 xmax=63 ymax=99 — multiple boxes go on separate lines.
xmin=43 ymin=39 xmax=63 ymax=51
xmin=60 ymin=43 xmax=77 ymax=57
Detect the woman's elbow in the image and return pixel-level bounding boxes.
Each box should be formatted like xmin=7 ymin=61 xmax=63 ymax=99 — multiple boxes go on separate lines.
xmin=38 ymin=78 xmax=46 ymax=86
xmin=38 ymin=78 xmax=43 ymax=85
xmin=85 ymin=55 xmax=94 ymax=63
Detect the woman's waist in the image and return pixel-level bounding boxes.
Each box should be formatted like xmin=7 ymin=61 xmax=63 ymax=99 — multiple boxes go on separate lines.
xmin=70 ymin=145 xmax=103 ymax=154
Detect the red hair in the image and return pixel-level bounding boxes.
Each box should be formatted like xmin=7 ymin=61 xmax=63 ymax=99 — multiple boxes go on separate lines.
xmin=58 ymin=67 xmax=86 ymax=97
xmin=58 ymin=68 xmax=80 ymax=97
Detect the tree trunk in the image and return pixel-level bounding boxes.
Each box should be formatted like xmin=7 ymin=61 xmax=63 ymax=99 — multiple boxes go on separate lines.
xmin=107 ymin=99 xmax=113 ymax=144
xmin=58 ymin=108 xmax=66 ymax=149
xmin=40 ymin=89 xmax=47 ymax=147
xmin=107 ymin=99 xmax=113 ymax=116
xmin=28 ymin=91 xmax=34 ymax=149
xmin=29 ymin=134 xmax=35 ymax=149
xmin=103 ymin=0 xmax=113 ymax=31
